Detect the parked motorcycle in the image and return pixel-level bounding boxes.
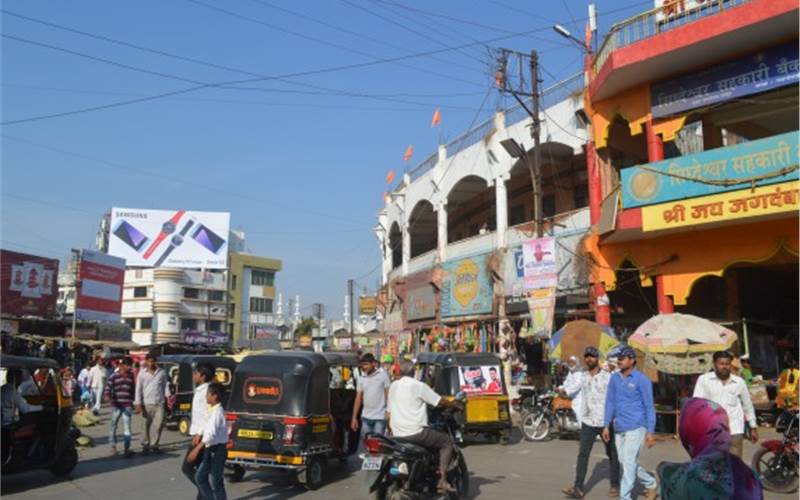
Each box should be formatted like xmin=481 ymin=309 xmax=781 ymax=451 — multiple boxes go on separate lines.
xmin=510 ymin=386 xmax=539 ymax=414
xmin=752 ymin=408 xmax=798 ymax=493
xmin=363 ymin=394 xmax=469 ymax=500
xmin=519 ymin=390 xmax=580 ymax=441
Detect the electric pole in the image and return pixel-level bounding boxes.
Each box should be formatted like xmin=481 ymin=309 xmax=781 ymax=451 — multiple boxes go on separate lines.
xmin=530 ymin=50 xmax=543 ymax=238
xmin=347 ymin=279 xmax=355 ymax=349
xmin=70 ymin=249 xmax=80 ymax=345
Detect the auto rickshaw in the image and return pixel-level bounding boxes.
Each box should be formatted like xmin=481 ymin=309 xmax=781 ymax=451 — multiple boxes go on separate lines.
xmin=225 ymin=351 xmax=360 ymax=490
xmin=157 ymin=354 xmax=238 ymax=435
xmin=415 ymin=352 xmax=511 ymax=444
xmin=1 ymin=354 xmax=78 ymax=476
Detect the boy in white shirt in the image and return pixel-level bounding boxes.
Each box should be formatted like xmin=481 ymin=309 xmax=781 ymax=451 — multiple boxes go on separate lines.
xmin=187 ymin=382 xmax=228 ymax=500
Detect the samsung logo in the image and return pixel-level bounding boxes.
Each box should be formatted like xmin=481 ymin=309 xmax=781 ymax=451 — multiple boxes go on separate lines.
xmin=115 ymin=211 xmax=148 ymax=218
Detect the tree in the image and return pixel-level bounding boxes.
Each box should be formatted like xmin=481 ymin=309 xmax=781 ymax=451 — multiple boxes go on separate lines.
xmin=294 ymin=317 xmax=317 ymax=338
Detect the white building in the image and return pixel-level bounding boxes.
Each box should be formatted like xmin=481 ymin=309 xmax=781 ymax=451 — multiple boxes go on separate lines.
xmin=122 ymin=268 xmax=228 ymax=346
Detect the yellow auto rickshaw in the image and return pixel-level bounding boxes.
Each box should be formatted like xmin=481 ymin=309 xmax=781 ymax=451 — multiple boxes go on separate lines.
xmin=415 ymin=352 xmax=511 ymax=444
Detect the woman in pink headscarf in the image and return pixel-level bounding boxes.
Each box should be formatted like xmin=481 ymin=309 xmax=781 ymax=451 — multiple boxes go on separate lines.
xmin=658 ymin=397 xmax=763 ymax=499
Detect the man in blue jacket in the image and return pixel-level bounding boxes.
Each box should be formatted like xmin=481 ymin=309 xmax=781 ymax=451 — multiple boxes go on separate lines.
xmin=601 ymin=347 xmax=657 ymax=500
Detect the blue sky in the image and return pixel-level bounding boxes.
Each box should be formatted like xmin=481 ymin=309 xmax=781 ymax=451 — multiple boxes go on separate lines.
xmin=2 ymin=0 xmax=649 ymax=318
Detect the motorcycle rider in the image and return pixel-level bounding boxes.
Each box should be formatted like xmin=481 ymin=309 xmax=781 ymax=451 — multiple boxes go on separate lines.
xmin=386 ymin=362 xmax=463 ymax=494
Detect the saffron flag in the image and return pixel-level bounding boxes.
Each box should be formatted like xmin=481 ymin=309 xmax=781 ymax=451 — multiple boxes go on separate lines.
xmin=403 ymin=144 xmax=414 ymax=162
xmin=386 ymin=170 xmax=395 ymax=184
xmin=430 ymin=107 xmax=441 ymax=127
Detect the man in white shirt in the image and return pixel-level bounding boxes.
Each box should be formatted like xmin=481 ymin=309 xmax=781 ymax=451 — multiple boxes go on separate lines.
xmin=351 ymin=353 xmax=391 ymax=436
xmin=188 ymin=382 xmax=228 ymax=500
xmin=693 ymin=350 xmax=758 ymax=458
xmin=182 ymin=362 xmax=215 ymax=489
xmin=558 ymin=356 xmax=584 ymax=428
xmin=88 ymin=358 xmax=108 ymax=415
xmin=562 ymin=347 xmax=620 ymax=499
xmin=387 ymin=363 xmax=462 ymax=494
xmin=1 ymin=369 xmax=43 ymax=426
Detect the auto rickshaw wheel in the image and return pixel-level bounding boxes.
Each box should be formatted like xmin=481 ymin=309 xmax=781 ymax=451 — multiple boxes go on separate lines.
xmin=178 ymin=418 xmax=191 ymax=436
xmin=297 ymin=457 xmax=324 ymax=490
xmin=50 ymin=441 xmax=78 ymax=477
xmin=226 ymin=464 xmax=245 ymax=483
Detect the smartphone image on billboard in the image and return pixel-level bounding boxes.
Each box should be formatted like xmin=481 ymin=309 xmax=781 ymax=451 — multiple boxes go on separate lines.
xmin=191 ymin=224 xmax=227 ymax=255
xmin=113 ymin=220 xmax=149 ymax=252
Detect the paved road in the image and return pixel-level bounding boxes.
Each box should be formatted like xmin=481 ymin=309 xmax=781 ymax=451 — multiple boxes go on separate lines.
xmin=1 ymin=410 xmax=792 ymax=499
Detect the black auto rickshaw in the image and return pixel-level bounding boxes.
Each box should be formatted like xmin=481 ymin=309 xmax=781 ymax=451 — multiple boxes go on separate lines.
xmin=415 ymin=352 xmax=511 ymax=444
xmin=226 ymin=351 xmax=360 ymax=490
xmin=158 ymin=354 xmax=238 ymax=435
xmin=1 ymin=354 xmax=78 ymax=477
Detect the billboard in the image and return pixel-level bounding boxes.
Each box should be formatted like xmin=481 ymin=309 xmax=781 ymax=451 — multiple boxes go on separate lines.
xmin=108 ymin=207 xmax=230 ymax=269
xmin=0 ymin=250 xmax=58 ymax=318
xmin=76 ymin=249 xmax=125 ymax=323
xmin=440 ymin=253 xmax=493 ymax=318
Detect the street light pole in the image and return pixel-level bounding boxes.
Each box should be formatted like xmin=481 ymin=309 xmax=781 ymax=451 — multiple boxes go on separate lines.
xmin=70 ymin=248 xmax=80 ymax=345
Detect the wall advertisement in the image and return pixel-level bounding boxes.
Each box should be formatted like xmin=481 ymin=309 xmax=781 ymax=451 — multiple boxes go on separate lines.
xmin=441 ymin=254 xmax=493 ymax=318
xmin=76 ymin=249 xmax=125 ymax=323
xmin=0 ymin=250 xmax=58 ymax=318
xmin=108 ymin=207 xmax=231 ymax=269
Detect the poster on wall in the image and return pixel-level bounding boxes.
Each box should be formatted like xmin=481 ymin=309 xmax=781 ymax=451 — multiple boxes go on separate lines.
xmin=527 ymin=288 xmax=557 ymax=338
xmin=440 ymin=254 xmax=493 ymax=318
xmin=458 ymin=365 xmax=503 ymax=395
xmin=76 ymin=249 xmax=125 ymax=323
xmin=0 ymin=250 xmax=58 ymax=318
xmin=504 ymin=246 xmax=528 ymax=314
xmin=522 ymin=237 xmax=558 ymax=290
xmin=108 ymin=207 xmax=230 ymax=269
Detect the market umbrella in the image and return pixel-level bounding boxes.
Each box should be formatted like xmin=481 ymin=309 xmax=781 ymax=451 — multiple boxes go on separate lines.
xmin=548 ymin=320 xmax=619 ymax=361
xmin=628 ymin=313 xmax=737 ymax=354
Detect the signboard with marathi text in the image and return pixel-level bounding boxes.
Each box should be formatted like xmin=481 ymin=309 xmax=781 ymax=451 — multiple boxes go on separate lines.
xmin=651 ymin=41 xmax=798 ymax=118
xmin=622 ymin=131 xmax=799 ymax=208
xmin=642 ymin=181 xmax=799 ymax=232
xmin=441 ymin=254 xmax=493 ymax=318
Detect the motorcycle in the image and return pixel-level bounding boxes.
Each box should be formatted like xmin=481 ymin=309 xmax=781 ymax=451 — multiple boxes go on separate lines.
xmin=510 ymin=386 xmax=539 ymax=414
xmin=519 ymin=390 xmax=580 ymax=442
xmin=752 ymin=408 xmax=798 ymax=493
xmin=363 ymin=394 xmax=469 ymax=499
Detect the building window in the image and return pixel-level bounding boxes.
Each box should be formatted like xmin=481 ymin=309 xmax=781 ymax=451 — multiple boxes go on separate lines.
xmin=229 ymin=303 xmax=235 ymax=318
xmin=183 ymin=288 xmax=200 ymax=299
xmin=231 ymin=274 xmax=237 ymax=291
xmin=208 ymin=320 xmax=223 ymax=332
xmin=542 ymin=195 xmax=556 ymax=218
xmin=208 ymin=290 xmax=225 ymax=302
xmin=251 ymin=270 xmax=275 ymax=287
xmin=133 ymin=286 xmax=147 ymax=298
xmin=250 ymin=297 xmax=273 ymax=313
xmin=124 ymin=318 xmax=137 ymax=329
xmin=180 ymin=318 xmax=198 ymax=331
xmin=573 ymin=184 xmax=589 ymax=209
xmin=140 ymin=317 xmax=152 ymax=330
xmin=229 ymin=323 xmax=234 ymax=335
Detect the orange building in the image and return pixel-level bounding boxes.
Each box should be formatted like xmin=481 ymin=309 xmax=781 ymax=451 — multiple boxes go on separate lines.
xmin=583 ymin=0 xmax=798 ymax=376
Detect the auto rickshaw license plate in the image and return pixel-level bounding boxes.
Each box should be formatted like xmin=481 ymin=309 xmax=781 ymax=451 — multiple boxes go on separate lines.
xmin=361 ymin=455 xmax=383 ymax=471
xmin=237 ymin=429 xmax=273 ymax=439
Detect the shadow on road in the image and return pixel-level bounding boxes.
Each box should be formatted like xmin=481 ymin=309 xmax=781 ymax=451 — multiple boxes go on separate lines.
xmin=234 ymin=458 xmax=358 ymax=500
xmin=468 ymin=473 xmax=502 ymax=498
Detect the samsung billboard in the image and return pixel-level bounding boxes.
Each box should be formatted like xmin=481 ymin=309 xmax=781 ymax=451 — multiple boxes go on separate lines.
xmin=108 ymin=208 xmax=230 ymax=269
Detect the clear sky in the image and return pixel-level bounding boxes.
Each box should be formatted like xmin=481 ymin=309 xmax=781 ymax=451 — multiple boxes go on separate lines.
xmin=2 ymin=0 xmax=650 ymax=319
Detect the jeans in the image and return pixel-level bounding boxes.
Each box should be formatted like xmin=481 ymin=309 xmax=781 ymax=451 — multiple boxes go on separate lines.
xmin=615 ymin=427 xmax=656 ymax=500
xmin=574 ymin=424 xmax=620 ymax=491
xmin=183 ymin=443 xmax=199 ymax=486
xmin=361 ymin=418 xmax=386 ymax=436
xmin=141 ymin=404 xmax=165 ymax=448
xmin=109 ymin=406 xmax=132 ymax=450
xmin=195 ymin=444 xmax=227 ymax=500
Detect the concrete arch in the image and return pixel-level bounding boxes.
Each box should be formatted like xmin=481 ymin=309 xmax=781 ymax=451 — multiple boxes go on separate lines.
xmin=408 ymin=200 xmax=437 ymax=258
xmin=446 ymin=175 xmax=494 ymax=243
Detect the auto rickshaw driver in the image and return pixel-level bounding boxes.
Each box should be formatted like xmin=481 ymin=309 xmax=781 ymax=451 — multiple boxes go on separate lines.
xmin=2 ymin=368 xmax=45 ymax=460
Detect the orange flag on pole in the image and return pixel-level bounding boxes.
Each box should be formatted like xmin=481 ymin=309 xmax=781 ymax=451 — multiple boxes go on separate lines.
xmin=386 ymin=170 xmax=395 ymax=184
xmin=403 ymin=144 xmax=414 ymax=162
xmin=430 ymin=107 xmax=441 ymax=127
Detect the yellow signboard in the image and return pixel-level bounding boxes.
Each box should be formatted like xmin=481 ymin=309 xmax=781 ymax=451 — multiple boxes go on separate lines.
xmin=642 ymin=181 xmax=799 ymax=232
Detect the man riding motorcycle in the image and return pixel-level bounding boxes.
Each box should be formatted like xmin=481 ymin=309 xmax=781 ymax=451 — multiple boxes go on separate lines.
xmin=386 ymin=362 xmax=463 ymax=494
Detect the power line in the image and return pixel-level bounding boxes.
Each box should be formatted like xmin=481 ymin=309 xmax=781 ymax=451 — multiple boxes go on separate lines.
xmin=2 ymin=19 xmax=563 ymax=126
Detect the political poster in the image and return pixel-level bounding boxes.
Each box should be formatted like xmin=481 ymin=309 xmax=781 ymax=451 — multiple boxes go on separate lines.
xmin=458 ymin=365 xmax=503 ymax=395
xmin=522 ymin=237 xmax=557 ymax=290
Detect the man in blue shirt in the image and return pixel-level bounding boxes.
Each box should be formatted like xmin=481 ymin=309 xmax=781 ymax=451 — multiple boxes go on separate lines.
xmin=602 ymin=347 xmax=657 ymax=500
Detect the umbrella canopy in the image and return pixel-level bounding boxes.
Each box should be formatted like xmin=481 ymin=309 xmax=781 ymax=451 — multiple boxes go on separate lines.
xmin=629 ymin=313 xmax=737 ymax=354
xmin=548 ymin=320 xmax=619 ymax=361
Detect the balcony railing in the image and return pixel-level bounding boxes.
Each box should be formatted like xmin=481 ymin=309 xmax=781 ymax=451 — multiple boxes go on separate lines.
xmin=594 ymin=0 xmax=752 ymax=73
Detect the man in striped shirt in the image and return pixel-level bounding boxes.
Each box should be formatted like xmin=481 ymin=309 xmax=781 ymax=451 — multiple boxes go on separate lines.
xmin=106 ymin=356 xmax=135 ymax=458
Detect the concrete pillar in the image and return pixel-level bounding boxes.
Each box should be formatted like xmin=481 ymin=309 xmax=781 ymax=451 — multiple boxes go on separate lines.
xmin=494 ymin=174 xmax=509 ymax=248
xmin=655 ymin=275 xmax=675 ymax=314
xmin=402 ymin=224 xmax=410 ymax=275
xmin=702 ymin=116 xmax=724 ymax=150
xmin=585 ymin=141 xmax=602 ymax=225
xmin=646 ymin=118 xmax=664 ymax=162
xmin=436 ymin=202 xmax=448 ymax=262
xmin=594 ymin=282 xmax=611 ymax=326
